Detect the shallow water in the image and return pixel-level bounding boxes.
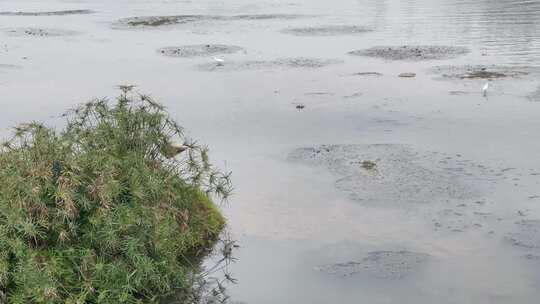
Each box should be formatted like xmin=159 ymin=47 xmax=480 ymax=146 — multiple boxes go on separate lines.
xmin=1 ymin=0 xmax=540 ymax=303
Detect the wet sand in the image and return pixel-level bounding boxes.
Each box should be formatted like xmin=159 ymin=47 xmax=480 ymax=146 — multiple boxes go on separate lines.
xmin=1 ymin=0 xmax=540 ymax=303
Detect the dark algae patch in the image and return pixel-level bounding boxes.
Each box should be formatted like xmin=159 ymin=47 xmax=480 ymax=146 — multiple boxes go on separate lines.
xmin=0 ymin=89 xmax=232 ymax=303
xmin=281 ymin=25 xmax=371 ymax=36
xmin=120 ymin=15 xmax=211 ymax=27
xmin=431 ymin=65 xmax=530 ymax=80
xmin=116 ymin=14 xmax=307 ymax=28
xmin=0 ymin=10 xmax=95 ymax=16
xmin=349 ymin=45 xmax=469 ymax=61
xmin=158 ymin=44 xmax=244 ymax=58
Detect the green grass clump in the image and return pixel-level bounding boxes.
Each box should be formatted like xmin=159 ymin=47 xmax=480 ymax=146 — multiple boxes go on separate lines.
xmin=0 ymin=88 xmax=232 ymax=303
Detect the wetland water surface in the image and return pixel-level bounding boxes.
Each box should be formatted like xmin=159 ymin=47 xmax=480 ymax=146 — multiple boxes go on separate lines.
xmin=1 ymin=0 xmax=540 ymax=303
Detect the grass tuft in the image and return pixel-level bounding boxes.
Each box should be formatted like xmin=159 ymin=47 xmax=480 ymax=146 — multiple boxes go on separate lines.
xmin=0 ymin=89 xmax=231 ymax=303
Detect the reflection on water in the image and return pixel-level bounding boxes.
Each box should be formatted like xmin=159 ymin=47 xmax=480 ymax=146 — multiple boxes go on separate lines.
xmin=356 ymin=0 xmax=540 ymax=65
xmin=1 ymin=0 xmax=540 ymax=303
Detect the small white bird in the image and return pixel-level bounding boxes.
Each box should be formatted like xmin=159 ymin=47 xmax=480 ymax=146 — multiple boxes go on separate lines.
xmin=213 ymin=56 xmax=225 ymax=66
xmin=482 ymin=81 xmax=489 ymax=97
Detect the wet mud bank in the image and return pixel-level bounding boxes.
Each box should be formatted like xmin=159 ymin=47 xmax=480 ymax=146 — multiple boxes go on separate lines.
xmin=281 ymin=25 xmax=371 ymax=36
xmin=115 ymin=14 xmax=307 ymax=28
xmin=528 ymin=86 xmax=540 ymax=102
xmin=288 ymin=144 xmax=487 ymax=207
xmin=288 ymin=144 xmax=540 ymax=258
xmin=157 ymin=44 xmax=244 ymax=58
xmin=431 ymin=65 xmax=532 ymax=80
xmin=0 ymin=10 xmax=95 ymax=16
xmin=4 ymin=27 xmax=78 ymax=37
xmin=287 ymin=145 xmax=531 ymax=235
xmin=506 ymin=220 xmax=540 ymax=249
xmin=197 ymin=57 xmax=342 ymax=71
xmin=315 ymin=250 xmax=432 ymax=279
xmin=0 ymin=64 xmax=21 ymax=71
xmin=349 ymin=45 xmax=469 ymax=61
xmin=348 ymin=72 xmax=383 ymax=77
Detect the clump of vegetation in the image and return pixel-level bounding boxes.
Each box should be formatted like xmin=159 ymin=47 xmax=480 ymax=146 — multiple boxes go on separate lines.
xmin=0 ymin=88 xmax=232 ymax=303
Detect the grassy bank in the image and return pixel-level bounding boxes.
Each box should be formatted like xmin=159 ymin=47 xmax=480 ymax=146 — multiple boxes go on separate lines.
xmin=0 ymin=88 xmax=231 ymax=303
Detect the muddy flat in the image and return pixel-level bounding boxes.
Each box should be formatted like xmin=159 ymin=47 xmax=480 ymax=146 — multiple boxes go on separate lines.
xmin=197 ymin=57 xmax=342 ymax=71
xmin=431 ymin=65 xmax=533 ymax=80
xmin=158 ymin=44 xmax=245 ymax=58
xmin=315 ymin=250 xmax=432 ymax=279
xmin=0 ymin=10 xmax=95 ymax=16
xmin=288 ymin=144 xmax=488 ymax=207
xmin=281 ymin=25 xmax=371 ymax=36
xmin=349 ymin=45 xmax=469 ymax=61
xmin=0 ymin=64 xmax=21 ymax=70
xmin=4 ymin=27 xmax=78 ymax=37
xmin=115 ymin=14 xmax=308 ymax=28
xmin=528 ymin=86 xmax=540 ymax=102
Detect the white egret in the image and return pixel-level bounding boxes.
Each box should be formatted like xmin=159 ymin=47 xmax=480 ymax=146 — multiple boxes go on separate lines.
xmin=213 ymin=56 xmax=225 ymax=66
xmin=482 ymin=81 xmax=489 ymax=97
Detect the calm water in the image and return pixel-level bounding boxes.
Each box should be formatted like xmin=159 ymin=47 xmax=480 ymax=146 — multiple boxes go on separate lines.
xmin=2 ymin=0 xmax=540 ymax=303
